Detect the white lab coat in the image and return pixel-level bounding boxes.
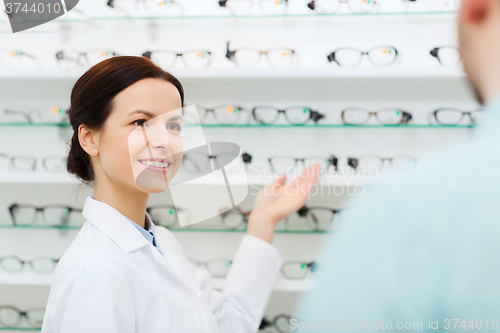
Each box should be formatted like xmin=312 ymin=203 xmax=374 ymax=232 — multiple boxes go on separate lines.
xmin=41 ymin=195 xmax=282 ymax=333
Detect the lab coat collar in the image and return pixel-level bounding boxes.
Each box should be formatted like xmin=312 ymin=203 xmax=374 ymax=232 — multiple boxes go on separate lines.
xmin=82 ymin=195 xmax=153 ymax=254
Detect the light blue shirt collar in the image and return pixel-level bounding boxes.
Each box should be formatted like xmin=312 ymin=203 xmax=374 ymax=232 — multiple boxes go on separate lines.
xmin=90 ymin=195 xmax=157 ymax=248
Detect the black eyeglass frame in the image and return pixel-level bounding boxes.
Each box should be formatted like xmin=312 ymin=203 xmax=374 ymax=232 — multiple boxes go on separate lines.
xmin=327 ymin=45 xmax=399 ymax=67
xmin=429 ymin=108 xmax=485 ymax=126
xmin=0 ymin=305 xmax=45 ymax=329
xmin=347 ymin=155 xmax=418 ymax=173
xmin=268 ymin=155 xmax=338 ymax=175
xmin=284 ymin=204 xmax=342 ymax=231
xmin=8 ymin=203 xmax=83 ymax=227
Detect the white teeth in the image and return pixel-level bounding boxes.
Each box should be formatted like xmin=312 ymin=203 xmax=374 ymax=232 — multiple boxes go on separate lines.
xmin=140 ymin=160 xmax=170 ymax=168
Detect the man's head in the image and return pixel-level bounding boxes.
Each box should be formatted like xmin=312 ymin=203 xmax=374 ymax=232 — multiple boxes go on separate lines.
xmin=458 ymin=0 xmax=500 ymax=105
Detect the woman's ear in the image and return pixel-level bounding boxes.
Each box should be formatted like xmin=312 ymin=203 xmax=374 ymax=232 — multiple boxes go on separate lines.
xmin=79 ymin=124 xmax=99 ymax=156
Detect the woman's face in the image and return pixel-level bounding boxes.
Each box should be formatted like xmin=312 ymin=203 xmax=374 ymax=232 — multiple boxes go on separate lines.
xmin=96 ymin=78 xmax=183 ymax=193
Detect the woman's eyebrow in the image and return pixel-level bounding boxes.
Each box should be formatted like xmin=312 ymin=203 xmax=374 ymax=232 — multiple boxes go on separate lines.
xmin=128 ymin=110 xmax=155 ymax=118
xmin=128 ymin=110 xmax=183 ymax=121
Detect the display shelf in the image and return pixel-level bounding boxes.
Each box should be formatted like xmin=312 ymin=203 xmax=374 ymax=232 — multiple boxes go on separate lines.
xmin=0 ymin=68 xmax=471 ymax=100
xmin=0 ymin=170 xmax=384 ymax=186
xmin=0 ymin=328 xmax=40 ymax=331
xmin=0 ymin=272 xmax=315 ymax=291
xmin=0 ymin=10 xmax=457 ymax=25
xmin=0 ymin=123 xmax=473 ymax=128
xmin=0 ymin=67 xmax=466 ymax=79
xmin=0 ymin=224 xmax=331 ymax=234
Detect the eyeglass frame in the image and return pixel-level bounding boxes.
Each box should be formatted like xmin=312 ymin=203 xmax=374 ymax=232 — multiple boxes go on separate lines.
xmin=8 ymin=203 xmax=83 ymax=227
xmin=142 ymin=49 xmax=212 ymax=69
xmin=0 ymin=153 xmax=68 ymax=172
xmin=0 ymin=305 xmax=45 ymax=328
xmin=145 ymin=204 xmax=186 ymax=227
xmin=259 ymin=314 xmax=297 ymax=333
xmin=55 ymin=49 xmax=121 ymax=68
xmin=268 ymin=155 xmax=338 ymax=174
xmin=2 ymin=107 xmax=69 ymax=124
xmin=219 ymin=206 xmax=251 ymax=230
xmin=196 ymin=104 xmax=251 ymax=125
xmin=429 ymin=108 xmax=485 ymax=126
xmin=188 ymin=258 xmax=233 ymax=277
xmin=251 ymin=105 xmax=325 ymax=125
xmin=430 ymin=46 xmax=461 ymax=66
xmin=347 ymin=155 xmax=418 ymax=173
xmin=341 ymin=107 xmax=413 ymax=126
xmin=107 ymin=0 xmax=184 ymax=14
xmin=280 ymin=260 xmax=319 ymax=280
xmin=226 ymin=41 xmax=297 ymax=68
xmin=327 ymin=45 xmax=399 ymax=67
xmin=182 ymin=152 xmax=250 ymax=174
xmin=0 ymin=255 xmax=60 ymax=274
xmin=284 ymin=204 xmax=342 ymax=231
xmin=0 ymin=49 xmax=41 ymax=67
xmin=218 ymin=0 xmax=289 ymax=15
xmin=306 ymin=0 xmax=378 ymax=14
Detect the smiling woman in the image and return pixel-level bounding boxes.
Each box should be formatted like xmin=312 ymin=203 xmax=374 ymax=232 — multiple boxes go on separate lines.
xmin=41 ymin=56 xmax=321 ymax=333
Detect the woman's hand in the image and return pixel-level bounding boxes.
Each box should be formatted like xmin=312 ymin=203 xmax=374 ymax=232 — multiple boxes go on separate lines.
xmin=246 ymin=163 xmax=321 ymax=244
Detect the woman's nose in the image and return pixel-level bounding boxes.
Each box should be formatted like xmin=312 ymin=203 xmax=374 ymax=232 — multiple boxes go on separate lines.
xmin=144 ymin=124 xmax=173 ymax=151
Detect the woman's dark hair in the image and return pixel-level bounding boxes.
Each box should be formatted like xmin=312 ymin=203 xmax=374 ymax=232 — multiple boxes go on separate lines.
xmin=67 ymin=56 xmax=184 ymax=184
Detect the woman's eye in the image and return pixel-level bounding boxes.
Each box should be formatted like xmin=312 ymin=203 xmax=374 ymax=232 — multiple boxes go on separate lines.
xmin=132 ymin=119 xmax=147 ymax=127
xmin=167 ymin=123 xmax=182 ymax=131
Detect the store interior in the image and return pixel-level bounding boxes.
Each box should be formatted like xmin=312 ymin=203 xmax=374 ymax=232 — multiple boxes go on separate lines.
xmin=0 ymin=0 xmax=479 ymax=331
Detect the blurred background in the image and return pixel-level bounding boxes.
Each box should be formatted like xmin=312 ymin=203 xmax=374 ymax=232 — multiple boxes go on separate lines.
xmin=0 ymin=0 xmax=478 ymax=331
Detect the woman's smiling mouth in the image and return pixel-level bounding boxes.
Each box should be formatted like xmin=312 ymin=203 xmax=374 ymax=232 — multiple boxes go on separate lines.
xmin=138 ymin=159 xmax=172 ymax=173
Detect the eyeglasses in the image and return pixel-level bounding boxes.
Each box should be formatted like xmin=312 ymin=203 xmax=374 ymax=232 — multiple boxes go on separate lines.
xmin=55 ymin=49 xmax=121 ymax=68
xmin=341 ymin=107 xmax=412 ymax=126
xmin=181 ymin=151 xmax=250 ymax=175
xmin=107 ymin=0 xmax=184 ymax=16
xmin=403 ymin=0 xmax=459 ymax=12
xmin=146 ymin=205 xmax=190 ymax=228
xmin=252 ymin=106 xmax=325 ymax=125
xmin=0 ymin=50 xmax=40 ymax=68
xmin=268 ymin=155 xmax=338 ymax=176
xmin=189 ymin=258 xmax=233 ymax=278
xmin=281 ymin=260 xmax=318 ymax=280
xmin=260 ymin=314 xmax=297 ymax=333
xmin=284 ymin=205 xmax=342 ymax=231
xmin=0 ymin=306 xmax=45 ymax=329
xmin=348 ymin=155 xmax=417 ymax=174
xmin=429 ymin=108 xmax=486 ymax=126
xmin=219 ymin=206 xmax=251 ymax=230
xmin=2 ymin=106 xmax=68 ymax=124
xmin=226 ymin=42 xmax=296 ymax=68
xmin=2 ymin=106 xmax=69 ymax=124
xmin=8 ymin=203 xmax=84 ymax=227
xmin=0 ymin=154 xmax=67 ymax=172
xmin=142 ymin=50 xmax=212 ymax=69
xmin=430 ymin=46 xmax=461 ymax=66
xmin=307 ymin=0 xmax=378 ymax=14
xmin=196 ymin=104 xmax=250 ymax=125
xmin=0 ymin=255 xmax=59 ymax=274
xmin=218 ymin=0 xmax=289 ymax=16
xmin=327 ymin=46 xmax=399 ymax=67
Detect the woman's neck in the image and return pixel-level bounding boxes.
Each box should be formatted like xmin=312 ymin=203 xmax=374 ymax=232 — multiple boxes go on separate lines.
xmin=93 ymin=180 xmax=149 ymax=229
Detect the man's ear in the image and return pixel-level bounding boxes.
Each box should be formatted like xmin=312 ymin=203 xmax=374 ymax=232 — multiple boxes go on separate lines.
xmin=462 ymin=0 xmax=490 ymax=24
xmin=79 ymin=124 xmax=99 ymax=156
